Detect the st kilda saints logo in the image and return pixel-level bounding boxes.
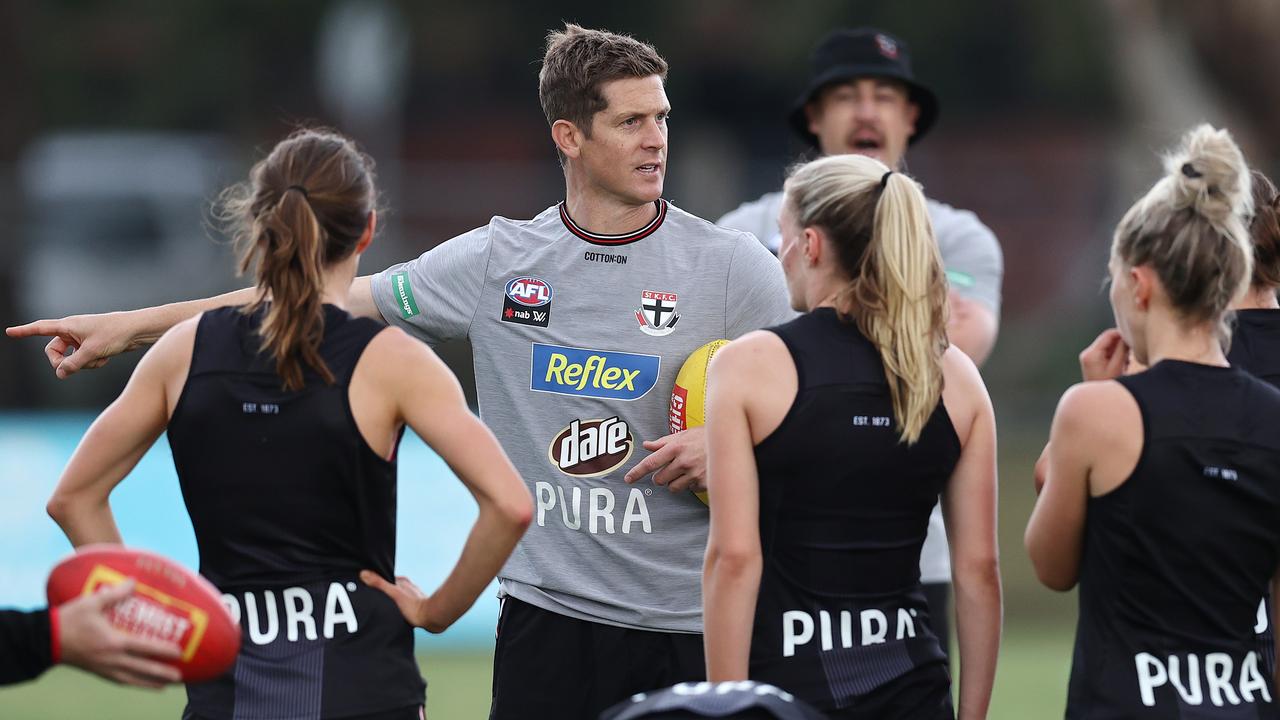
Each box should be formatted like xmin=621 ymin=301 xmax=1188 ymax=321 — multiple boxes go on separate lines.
xmin=502 ymin=276 xmax=552 ymax=327
xmin=548 ymin=416 xmax=634 ymax=477
xmin=636 ymin=290 xmax=680 ymax=336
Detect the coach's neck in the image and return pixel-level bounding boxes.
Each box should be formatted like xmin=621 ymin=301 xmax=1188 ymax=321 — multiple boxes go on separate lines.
xmin=563 ymin=171 xmax=660 ymax=236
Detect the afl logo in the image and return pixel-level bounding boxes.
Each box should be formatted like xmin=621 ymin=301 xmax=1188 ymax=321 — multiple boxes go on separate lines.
xmin=506 ymin=277 xmax=553 ymax=308
xmin=548 ymin=417 xmax=634 ymax=477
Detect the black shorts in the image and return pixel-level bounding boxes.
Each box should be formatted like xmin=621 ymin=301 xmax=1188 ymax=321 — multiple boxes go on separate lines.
xmin=826 ymin=663 xmax=954 ymax=720
xmin=489 ymin=596 xmax=705 ymax=720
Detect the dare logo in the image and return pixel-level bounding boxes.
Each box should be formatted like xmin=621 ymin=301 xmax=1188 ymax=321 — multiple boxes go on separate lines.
xmin=502 ymin=276 xmax=553 ymax=327
xmin=548 ymin=417 xmax=634 ymax=477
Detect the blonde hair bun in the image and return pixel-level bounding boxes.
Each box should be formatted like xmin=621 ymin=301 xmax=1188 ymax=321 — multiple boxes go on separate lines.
xmin=1165 ymin=124 xmax=1252 ymax=233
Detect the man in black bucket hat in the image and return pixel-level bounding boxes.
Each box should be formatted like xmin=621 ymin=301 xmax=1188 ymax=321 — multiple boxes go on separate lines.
xmin=721 ymin=27 xmax=1000 ymax=362
xmin=716 ymin=26 xmax=1003 ymax=661
xmin=786 ymin=28 xmax=940 ymax=159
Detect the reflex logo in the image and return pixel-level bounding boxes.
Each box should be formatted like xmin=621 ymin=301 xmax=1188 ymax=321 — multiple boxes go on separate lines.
xmin=549 ymin=417 xmax=634 ymax=477
xmin=531 ymin=344 xmax=660 ymax=401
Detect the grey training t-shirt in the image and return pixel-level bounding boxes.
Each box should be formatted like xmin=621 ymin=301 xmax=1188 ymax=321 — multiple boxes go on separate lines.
xmin=718 ymin=190 xmax=1004 ymax=585
xmin=373 ymin=199 xmax=795 ymax=632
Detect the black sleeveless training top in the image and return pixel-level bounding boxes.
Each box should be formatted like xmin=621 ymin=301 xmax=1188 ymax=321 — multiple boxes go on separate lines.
xmin=1066 ymin=360 xmax=1280 ymax=718
xmin=1230 ymin=308 xmax=1280 ymax=678
xmin=168 ymin=305 xmax=424 ymax=720
xmin=1231 ymin=310 xmax=1280 ymax=388
xmin=749 ymin=308 xmax=960 ymax=714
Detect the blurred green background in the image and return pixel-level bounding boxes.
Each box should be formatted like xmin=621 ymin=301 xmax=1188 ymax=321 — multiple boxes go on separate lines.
xmin=2 ymin=0 xmax=1279 ymax=717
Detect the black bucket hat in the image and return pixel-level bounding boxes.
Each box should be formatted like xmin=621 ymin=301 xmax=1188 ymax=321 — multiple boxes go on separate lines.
xmin=788 ymin=28 xmax=940 ymax=148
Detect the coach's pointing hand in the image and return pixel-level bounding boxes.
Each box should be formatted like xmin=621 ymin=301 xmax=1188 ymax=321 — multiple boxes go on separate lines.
xmin=624 ymin=427 xmax=707 ymax=494
xmin=6 ymin=312 xmax=143 ymax=379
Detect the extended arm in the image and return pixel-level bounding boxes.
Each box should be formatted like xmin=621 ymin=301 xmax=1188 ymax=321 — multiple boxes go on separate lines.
xmin=7 ymin=276 xmax=383 ymax=379
xmin=46 ymin=319 xmax=197 ymax=545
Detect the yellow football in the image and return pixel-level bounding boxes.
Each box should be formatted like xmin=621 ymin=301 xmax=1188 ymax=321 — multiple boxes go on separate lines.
xmin=669 ymin=339 xmax=730 ymax=504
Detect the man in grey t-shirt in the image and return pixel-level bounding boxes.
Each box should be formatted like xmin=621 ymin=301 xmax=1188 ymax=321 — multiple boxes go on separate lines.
xmin=717 ymin=27 xmax=1004 ymax=657
xmin=371 ymin=27 xmax=791 ymax=720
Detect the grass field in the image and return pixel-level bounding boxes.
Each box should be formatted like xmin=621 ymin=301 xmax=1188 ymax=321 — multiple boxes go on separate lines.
xmin=0 ymin=623 xmax=1074 ymax=719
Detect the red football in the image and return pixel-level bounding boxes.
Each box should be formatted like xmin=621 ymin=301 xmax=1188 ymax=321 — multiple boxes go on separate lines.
xmin=47 ymin=545 xmax=240 ymax=682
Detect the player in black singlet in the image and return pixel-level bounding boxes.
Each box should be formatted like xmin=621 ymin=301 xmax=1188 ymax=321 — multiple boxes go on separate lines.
xmin=45 ymin=129 xmax=532 ymax=720
xmin=1230 ymin=170 xmax=1280 ymax=384
xmin=1228 ymin=170 xmax=1280 ymax=676
xmin=702 ymin=154 xmax=1002 ymax=719
xmin=1027 ymin=125 xmax=1280 ymax=718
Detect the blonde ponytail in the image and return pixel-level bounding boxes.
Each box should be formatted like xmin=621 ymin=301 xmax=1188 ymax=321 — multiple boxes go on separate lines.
xmin=856 ymin=172 xmax=948 ymax=444
xmin=784 ymin=155 xmax=948 ymax=444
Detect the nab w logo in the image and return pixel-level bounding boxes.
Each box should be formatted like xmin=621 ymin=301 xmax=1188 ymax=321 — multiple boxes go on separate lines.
xmin=530 ymin=344 xmax=660 ymax=401
xmin=502 ymin=276 xmax=553 ymax=328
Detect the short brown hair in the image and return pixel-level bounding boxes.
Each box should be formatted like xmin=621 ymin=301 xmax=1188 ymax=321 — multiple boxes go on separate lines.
xmin=538 ymin=23 xmax=667 ymax=149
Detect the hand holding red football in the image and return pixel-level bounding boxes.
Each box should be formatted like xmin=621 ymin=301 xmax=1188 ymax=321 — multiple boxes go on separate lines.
xmin=47 ymin=546 xmax=240 ymax=683
xmin=56 ymin=579 xmax=183 ymax=688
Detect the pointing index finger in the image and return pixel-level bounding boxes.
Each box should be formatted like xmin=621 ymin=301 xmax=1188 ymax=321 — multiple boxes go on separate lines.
xmin=6 ymin=319 xmax=70 ymax=339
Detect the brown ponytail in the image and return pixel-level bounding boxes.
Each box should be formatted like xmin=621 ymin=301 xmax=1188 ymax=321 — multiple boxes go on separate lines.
xmin=218 ymin=129 xmax=376 ymax=390
xmin=784 ymin=155 xmax=948 ymax=444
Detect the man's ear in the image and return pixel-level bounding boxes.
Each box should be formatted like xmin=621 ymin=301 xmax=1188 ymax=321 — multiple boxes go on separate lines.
xmin=552 ymin=119 xmax=584 ymax=160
